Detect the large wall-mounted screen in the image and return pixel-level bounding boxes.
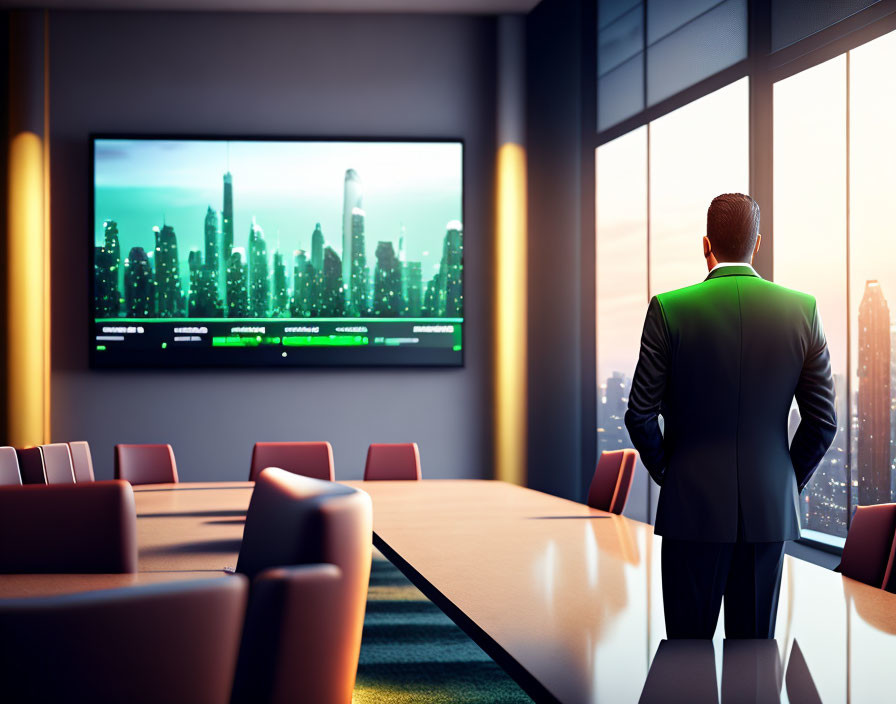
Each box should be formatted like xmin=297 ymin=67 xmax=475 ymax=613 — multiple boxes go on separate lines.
xmin=91 ymin=137 xmax=464 ymax=367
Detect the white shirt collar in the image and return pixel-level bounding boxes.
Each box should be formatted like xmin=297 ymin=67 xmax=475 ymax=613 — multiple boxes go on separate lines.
xmin=709 ymin=261 xmax=758 ymax=275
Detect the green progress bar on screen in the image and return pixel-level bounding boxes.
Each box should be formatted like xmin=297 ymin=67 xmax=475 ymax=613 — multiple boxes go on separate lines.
xmin=212 ymin=336 xmax=282 ymax=347
xmin=282 ymin=335 xmax=368 ymax=347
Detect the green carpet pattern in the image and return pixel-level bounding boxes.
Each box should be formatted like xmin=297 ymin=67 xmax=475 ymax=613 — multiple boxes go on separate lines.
xmin=352 ymin=552 xmax=532 ymax=703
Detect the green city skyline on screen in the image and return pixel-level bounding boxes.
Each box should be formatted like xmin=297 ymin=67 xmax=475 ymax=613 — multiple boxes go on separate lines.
xmin=93 ymin=139 xmax=463 ymax=320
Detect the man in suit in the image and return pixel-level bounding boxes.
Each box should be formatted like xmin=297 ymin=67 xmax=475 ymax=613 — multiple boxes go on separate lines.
xmin=625 ymin=193 xmax=837 ymax=639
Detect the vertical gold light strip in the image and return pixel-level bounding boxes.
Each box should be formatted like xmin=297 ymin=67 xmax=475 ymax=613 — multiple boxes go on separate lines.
xmin=7 ymin=132 xmax=47 ymax=447
xmin=43 ymin=9 xmax=52 ymax=442
xmin=494 ymin=143 xmax=527 ymax=485
xmin=494 ymin=15 xmax=527 ymax=486
xmin=6 ymin=11 xmax=49 ymax=447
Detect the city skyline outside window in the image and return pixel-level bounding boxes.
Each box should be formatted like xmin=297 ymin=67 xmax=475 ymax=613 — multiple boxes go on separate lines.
xmin=848 ymin=29 xmax=896 ymax=517
xmin=596 ymin=126 xmax=648 ymax=520
xmin=773 ymin=55 xmax=849 ymax=539
xmin=773 ymin=26 xmax=896 ymax=541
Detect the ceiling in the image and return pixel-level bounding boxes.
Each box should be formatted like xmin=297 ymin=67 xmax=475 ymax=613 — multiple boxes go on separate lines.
xmin=0 ymin=0 xmax=541 ymax=13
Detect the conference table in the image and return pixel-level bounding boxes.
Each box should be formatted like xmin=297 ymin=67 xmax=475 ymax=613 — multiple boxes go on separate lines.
xmin=2 ymin=479 xmax=896 ymax=703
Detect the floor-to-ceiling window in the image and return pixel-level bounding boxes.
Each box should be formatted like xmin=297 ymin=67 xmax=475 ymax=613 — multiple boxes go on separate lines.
xmin=773 ymin=55 xmax=849 ymax=540
xmin=772 ymin=27 xmax=896 ymax=543
xmin=848 ymin=29 xmax=896 ymax=518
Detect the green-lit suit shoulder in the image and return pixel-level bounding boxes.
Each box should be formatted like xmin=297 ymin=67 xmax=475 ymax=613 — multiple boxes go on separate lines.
xmin=625 ymin=265 xmax=836 ymax=543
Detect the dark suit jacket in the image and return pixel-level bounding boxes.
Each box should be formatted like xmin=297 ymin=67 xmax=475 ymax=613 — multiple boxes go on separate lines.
xmin=624 ymin=265 xmax=837 ymax=542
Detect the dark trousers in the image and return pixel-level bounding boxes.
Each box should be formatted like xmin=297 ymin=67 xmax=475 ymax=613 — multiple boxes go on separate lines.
xmin=661 ymin=537 xmax=785 ymax=639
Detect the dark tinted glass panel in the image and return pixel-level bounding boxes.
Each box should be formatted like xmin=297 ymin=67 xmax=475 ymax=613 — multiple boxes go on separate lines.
xmin=647 ymin=0 xmax=747 ymax=106
xmin=772 ymin=0 xmax=881 ymax=51
xmin=599 ymin=5 xmax=644 ymax=76
xmin=647 ymin=0 xmax=725 ymax=43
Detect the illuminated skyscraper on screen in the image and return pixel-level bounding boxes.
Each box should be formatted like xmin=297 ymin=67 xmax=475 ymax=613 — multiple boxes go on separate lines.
xmin=125 ymin=247 xmax=154 ymax=317
xmin=442 ymin=221 xmax=463 ymax=316
xmin=104 ymin=219 xmax=122 ymax=298
xmin=403 ymin=261 xmax=423 ymax=316
xmin=348 ymin=208 xmax=368 ymax=316
xmin=373 ymin=241 xmax=401 ymax=316
xmin=272 ymin=251 xmax=288 ymax=317
xmin=320 ymin=247 xmax=345 ymax=316
xmin=342 ymin=169 xmax=363 ymax=301
xmin=94 ymin=247 xmax=118 ymax=316
xmin=248 ymin=220 xmax=270 ymax=318
xmin=227 ymin=248 xmax=248 ymax=317
xmin=222 ymin=172 xmax=234 ymax=306
xmin=291 ymin=250 xmax=313 ymax=317
xmin=155 ymin=225 xmax=185 ymax=317
xmin=857 ymin=280 xmax=892 ymax=506
xmin=204 ymin=206 xmax=219 ymax=282
xmin=311 ymin=223 xmax=324 ymax=273
xmin=95 ymin=220 xmax=121 ymax=316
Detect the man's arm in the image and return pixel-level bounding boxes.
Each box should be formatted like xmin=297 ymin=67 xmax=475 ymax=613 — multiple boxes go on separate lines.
xmin=625 ymin=297 xmax=669 ymax=486
xmin=790 ymin=301 xmax=837 ymax=492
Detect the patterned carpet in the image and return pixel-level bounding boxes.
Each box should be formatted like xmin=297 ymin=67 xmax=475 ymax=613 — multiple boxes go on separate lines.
xmin=353 ymin=552 xmax=532 ymax=703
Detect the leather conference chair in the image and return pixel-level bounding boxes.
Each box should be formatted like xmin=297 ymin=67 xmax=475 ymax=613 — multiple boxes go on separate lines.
xmin=0 ymin=481 xmax=138 ymax=573
xmin=115 ymin=443 xmax=179 ymax=485
xmin=248 ymin=441 xmax=335 ymax=482
xmin=68 ymin=440 xmax=96 ymax=482
xmin=363 ymin=442 xmax=422 ymax=481
xmin=15 ymin=446 xmax=46 ymax=485
xmin=40 ymin=443 xmax=76 ymax=484
xmin=0 ymin=447 xmax=22 ymax=486
xmin=232 ymin=467 xmax=372 ymax=704
xmin=587 ymin=449 xmax=638 ymax=515
xmin=837 ymin=503 xmax=896 ymax=588
xmin=0 ymin=576 xmax=248 ymax=704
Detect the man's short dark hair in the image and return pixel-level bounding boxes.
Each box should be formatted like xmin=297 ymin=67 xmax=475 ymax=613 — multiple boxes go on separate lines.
xmin=707 ymin=193 xmax=760 ymax=262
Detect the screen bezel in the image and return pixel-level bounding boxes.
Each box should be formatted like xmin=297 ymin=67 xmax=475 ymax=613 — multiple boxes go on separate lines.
xmin=88 ymin=134 xmax=466 ymax=369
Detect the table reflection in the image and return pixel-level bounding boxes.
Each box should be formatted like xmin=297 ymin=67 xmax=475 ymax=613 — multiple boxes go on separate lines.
xmin=639 ymin=638 xmax=821 ymax=704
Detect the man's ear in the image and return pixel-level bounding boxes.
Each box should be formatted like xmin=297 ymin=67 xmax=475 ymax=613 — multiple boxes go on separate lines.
xmin=703 ymin=236 xmax=712 ymax=259
xmin=754 ymin=233 xmax=762 ymax=257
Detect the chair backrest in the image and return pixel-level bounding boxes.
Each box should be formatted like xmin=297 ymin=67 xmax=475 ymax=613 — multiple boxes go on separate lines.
xmin=364 ymin=443 xmax=422 ymax=481
xmin=0 ymin=481 xmax=138 ymax=574
xmin=237 ymin=467 xmax=371 ymax=582
xmin=0 ymin=576 xmax=248 ymax=704
xmin=15 ymin=446 xmax=46 ymax=485
xmin=587 ymin=449 xmax=638 ymax=515
xmin=839 ymin=503 xmax=896 ymax=588
xmin=40 ymin=443 xmax=76 ymax=484
xmin=0 ymin=447 xmax=22 ymax=486
xmin=232 ymin=469 xmax=372 ymax=704
xmin=115 ymin=444 xmax=179 ymax=485
xmin=249 ymin=442 xmax=334 ymax=482
xmin=68 ymin=441 xmax=96 ymax=483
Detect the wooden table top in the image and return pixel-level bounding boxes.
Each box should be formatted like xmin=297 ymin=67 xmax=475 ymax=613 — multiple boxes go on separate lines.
xmin=340 ymin=479 xmax=896 ymax=704
xmin=133 ymin=482 xmax=252 ymax=572
xmin=3 ymin=479 xmax=895 ymax=703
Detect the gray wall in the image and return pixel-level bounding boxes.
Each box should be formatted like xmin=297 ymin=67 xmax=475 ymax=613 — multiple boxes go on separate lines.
xmin=48 ymin=11 xmax=496 ymax=481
